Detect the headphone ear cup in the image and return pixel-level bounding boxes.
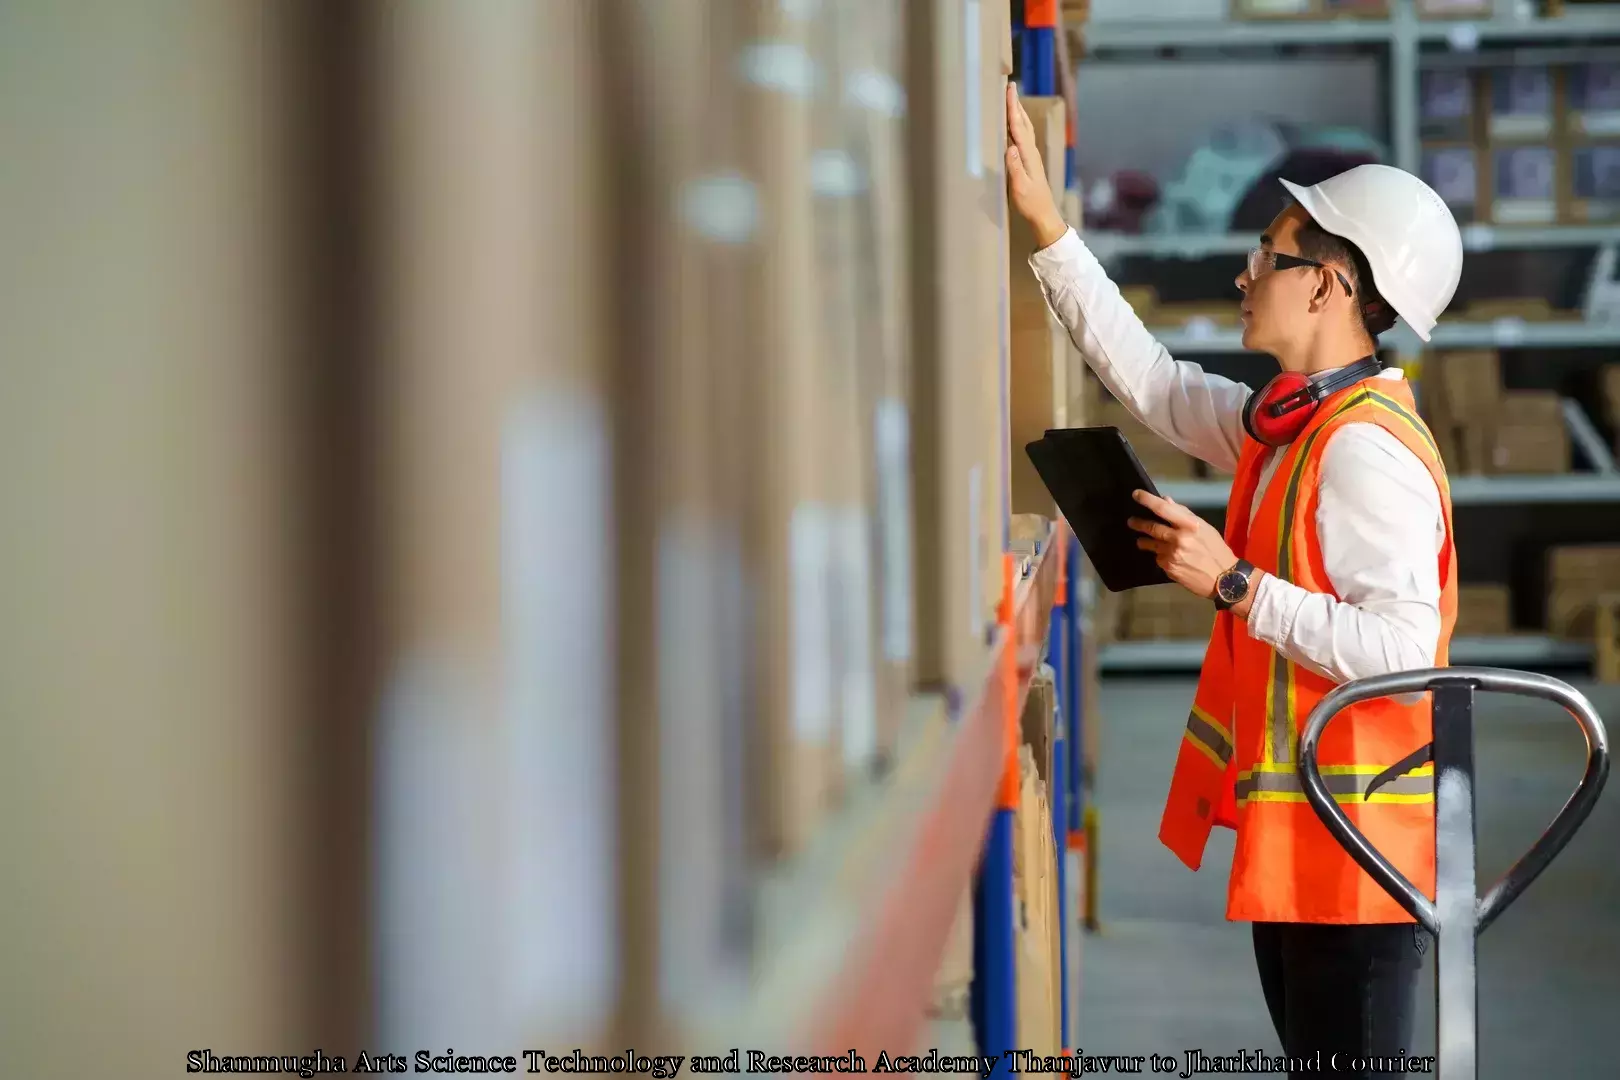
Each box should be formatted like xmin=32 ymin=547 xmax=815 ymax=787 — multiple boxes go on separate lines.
xmin=1242 ymin=389 xmax=1265 ymax=444
xmin=1244 ymin=372 xmax=1314 ymax=447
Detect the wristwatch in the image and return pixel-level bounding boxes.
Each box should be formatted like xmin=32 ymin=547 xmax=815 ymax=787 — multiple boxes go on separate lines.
xmin=1213 ymin=559 xmax=1256 ymax=612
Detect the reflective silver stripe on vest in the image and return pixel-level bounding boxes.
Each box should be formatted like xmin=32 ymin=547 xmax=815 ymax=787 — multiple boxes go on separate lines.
xmin=1236 ymin=767 xmax=1435 ymax=802
xmin=1185 ymin=709 xmax=1233 ymax=765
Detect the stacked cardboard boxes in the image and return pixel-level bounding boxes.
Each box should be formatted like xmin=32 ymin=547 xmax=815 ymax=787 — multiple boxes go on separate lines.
xmin=1546 ymin=545 xmax=1620 ymax=638
xmin=1121 ymin=582 xmax=1217 ymax=642
xmin=1419 ymin=350 xmax=1570 ymax=475
xmin=1094 ymin=397 xmax=1203 ymax=479
xmin=1455 ymin=584 xmax=1514 ymax=637
xmin=1014 ymin=742 xmax=1061 ymax=1072
xmin=1418 ymin=50 xmax=1620 ymax=228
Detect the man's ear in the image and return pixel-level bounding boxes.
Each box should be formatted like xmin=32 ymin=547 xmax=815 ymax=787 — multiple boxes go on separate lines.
xmin=1311 ymin=266 xmax=1334 ymax=310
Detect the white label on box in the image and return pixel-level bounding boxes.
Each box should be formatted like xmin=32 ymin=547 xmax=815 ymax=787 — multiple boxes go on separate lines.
xmin=965 ymin=0 xmax=982 ymax=180
xmin=875 ymin=399 xmax=914 ymax=663
xmin=681 ymin=173 xmax=760 ymax=245
xmin=1576 ymin=114 xmax=1620 ymax=138
xmin=488 ymin=391 xmax=616 ymax=1039
xmin=811 ymin=149 xmax=866 ymax=198
xmin=834 ymin=507 xmax=878 ymax=767
xmin=846 ymin=70 xmax=906 ymax=118
xmin=969 ymin=464 xmax=984 ymax=640
xmin=738 ymin=42 xmax=819 ymax=99
xmin=791 ymin=503 xmax=835 ymax=742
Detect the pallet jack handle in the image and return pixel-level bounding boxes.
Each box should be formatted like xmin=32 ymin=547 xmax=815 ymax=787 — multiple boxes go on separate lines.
xmin=1298 ymin=667 xmax=1610 ymax=1079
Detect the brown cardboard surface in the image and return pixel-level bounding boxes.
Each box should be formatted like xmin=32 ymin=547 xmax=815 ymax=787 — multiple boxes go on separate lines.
xmin=1547 ymin=545 xmax=1620 ymax=636
xmin=907 ymin=0 xmax=992 ymax=690
xmin=1456 ymin=584 xmax=1513 ymax=637
xmin=734 ymin=0 xmax=834 ymax=855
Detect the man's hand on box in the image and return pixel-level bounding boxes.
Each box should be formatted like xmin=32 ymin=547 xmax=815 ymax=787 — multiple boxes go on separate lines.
xmin=1005 ymin=82 xmax=1068 ymax=250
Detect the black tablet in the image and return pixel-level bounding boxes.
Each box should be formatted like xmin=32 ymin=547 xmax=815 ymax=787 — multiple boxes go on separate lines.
xmin=1024 ymin=426 xmax=1174 ymax=592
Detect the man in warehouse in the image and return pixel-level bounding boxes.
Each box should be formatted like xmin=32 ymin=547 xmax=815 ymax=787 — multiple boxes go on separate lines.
xmin=1004 ymin=84 xmax=1463 ymax=1077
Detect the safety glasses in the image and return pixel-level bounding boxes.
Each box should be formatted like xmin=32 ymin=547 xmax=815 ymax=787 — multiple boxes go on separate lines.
xmin=1247 ymin=247 xmax=1353 ymax=297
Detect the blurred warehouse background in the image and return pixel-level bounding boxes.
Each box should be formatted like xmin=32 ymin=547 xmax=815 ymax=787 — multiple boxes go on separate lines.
xmin=2 ymin=1 xmax=1618 ymax=1078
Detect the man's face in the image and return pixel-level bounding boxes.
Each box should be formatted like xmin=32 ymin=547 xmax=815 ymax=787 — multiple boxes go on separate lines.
xmin=1235 ymin=204 xmax=1329 ymax=370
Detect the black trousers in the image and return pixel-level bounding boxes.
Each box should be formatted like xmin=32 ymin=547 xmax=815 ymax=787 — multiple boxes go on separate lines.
xmin=1251 ymin=921 xmax=1427 ymax=1079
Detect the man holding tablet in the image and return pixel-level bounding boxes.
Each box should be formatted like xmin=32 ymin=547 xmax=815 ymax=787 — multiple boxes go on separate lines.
xmin=1005 ymin=84 xmax=1462 ymax=1076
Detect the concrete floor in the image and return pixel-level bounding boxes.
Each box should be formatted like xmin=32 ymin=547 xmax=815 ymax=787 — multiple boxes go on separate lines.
xmin=1076 ymin=674 xmax=1620 ymax=1077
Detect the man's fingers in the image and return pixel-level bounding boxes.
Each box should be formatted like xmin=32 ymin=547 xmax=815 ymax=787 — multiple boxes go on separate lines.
xmin=1132 ymin=488 xmax=1195 ymax=526
xmin=1126 ymin=516 xmax=1173 ymax=540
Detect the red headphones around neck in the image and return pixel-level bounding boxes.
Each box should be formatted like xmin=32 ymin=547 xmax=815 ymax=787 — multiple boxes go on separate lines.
xmin=1241 ymin=355 xmax=1385 ymax=447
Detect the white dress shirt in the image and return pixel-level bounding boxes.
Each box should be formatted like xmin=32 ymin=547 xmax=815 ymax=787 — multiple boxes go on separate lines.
xmin=1029 ymin=227 xmax=1446 ymax=686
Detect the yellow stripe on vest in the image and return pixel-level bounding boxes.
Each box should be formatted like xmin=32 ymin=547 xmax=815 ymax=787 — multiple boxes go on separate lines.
xmin=1182 ymin=704 xmax=1234 ymax=769
xmin=1236 ymin=762 xmax=1436 ymax=805
xmin=1264 ymin=389 xmax=1374 ymax=766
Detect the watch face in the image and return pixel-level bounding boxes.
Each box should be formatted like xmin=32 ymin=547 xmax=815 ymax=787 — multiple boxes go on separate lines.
xmin=1218 ymin=569 xmax=1248 ymax=604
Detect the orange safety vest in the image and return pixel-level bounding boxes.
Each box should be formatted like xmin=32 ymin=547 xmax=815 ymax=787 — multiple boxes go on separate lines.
xmin=1158 ymin=378 xmax=1457 ymax=924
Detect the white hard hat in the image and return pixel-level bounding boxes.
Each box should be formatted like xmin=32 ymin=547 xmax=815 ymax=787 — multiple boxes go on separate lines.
xmin=1279 ymin=164 xmax=1463 ymax=342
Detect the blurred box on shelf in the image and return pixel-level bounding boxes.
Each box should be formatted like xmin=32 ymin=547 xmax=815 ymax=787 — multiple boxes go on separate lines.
xmin=1417 ymin=0 xmax=1492 ymax=15
xmin=1095 ymin=398 xmax=1202 ymax=479
xmin=1023 ymin=668 xmax=1057 ymax=791
xmin=1596 ymin=593 xmax=1620 ymax=684
xmin=1014 ymin=743 xmax=1060 ymax=1066
xmin=1490 ymin=390 xmax=1566 ymax=479
xmin=1426 ymin=348 xmax=1501 ymax=425
xmin=1567 ymin=63 xmax=1620 ymax=138
xmin=1485 ymin=66 xmax=1558 ymax=143
xmin=906 ymin=0 xmax=995 ymax=690
xmin=1488 ymin=144 xmax=1559 ymax=225
xmin=1119 ymin=285 xmax=1159 ymax=323
xmin=1152 ymin=301 xmax=1242 ymax=329
xmin=1232 ymin=0 xmax=1388 ymax=16
xmin=1122 ymin=583 xmax=1216 ymax=641
xmin=1010 ymin=96 xmax=1070 ymax=522
xmin=978 ymin=0 xmax=1013 ymax=634
xmin=1421 ymin=143 xmax=1481 ymax=224
xmin=1419 ymin=70 xmax=1478 ymax=143
xmin=1563 ymin=142 xmax=1620 ymax=224
xmin=1456 ymin=584 xmax=1513 ymax=637
xmin=1547 ymin=545 xmax=1620 ymax=637
xmin=1599 ymin=363 xmax=1620 ymax=431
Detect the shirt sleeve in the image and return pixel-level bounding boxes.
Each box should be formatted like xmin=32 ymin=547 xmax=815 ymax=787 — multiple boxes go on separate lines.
xmin=1028 ymin=227 xmax=1252 ymax=474
xmin=1244 ymin=422 xmax=1445 ymax=687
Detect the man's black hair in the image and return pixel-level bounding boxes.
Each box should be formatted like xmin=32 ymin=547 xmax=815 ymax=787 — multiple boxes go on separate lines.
xmin=1293 ymin=214 xmax=1397 ymax=339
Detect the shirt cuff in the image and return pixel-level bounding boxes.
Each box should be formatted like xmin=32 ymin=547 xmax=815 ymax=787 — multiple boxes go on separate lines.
xmin=1246 ymin=572 xmax=1304 ymax=652
xmin=1027 ymin=225 xmax=1085 ymax=282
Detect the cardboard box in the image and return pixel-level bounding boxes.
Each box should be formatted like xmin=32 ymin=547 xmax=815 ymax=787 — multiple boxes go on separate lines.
xmin=1430 ymin=349 xmax=1503 ymax=426
xmin=1010 ymin=96 xmax=1071 ymax=521
xmin=1014 ymin=744 xmax=1061 ymax=1070
xmin=843 ymin=0 xmax=914 ymax=763
xmin=734 ymin=0 xmax=839 ymax=855
xmin=1489 ymin=390 xmax=1568 ymax=474
xmin=907 ymin=0 xmax=996 ymax=690
xmin=1418 ymin=0 xmax=1492 ymax=14
xmin=1486 ymin=66 xmax=1558 ymax=142
xmin=1456 ymin=584 xmax=1513 ymax=637
xmin=1599 ymin=363 xmax=1620 ymax=431
xmin=1547 ymin=545 xmax=1620 ymax=637
xmin=1489 ymin=144 xmax=1559 ymax=226
xmin=1567 ymin=63 xmax=1620 ymax=139
xmin=1421 ymin=143 xmax=1481 ymax=224
xmin=977 ymin=0 xmax=1013 ymax=633
xmin=1419 ymin=70 xmax=1479 ymax=143
xmin=1564 ymin=142 xmax=1620 ymax=224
